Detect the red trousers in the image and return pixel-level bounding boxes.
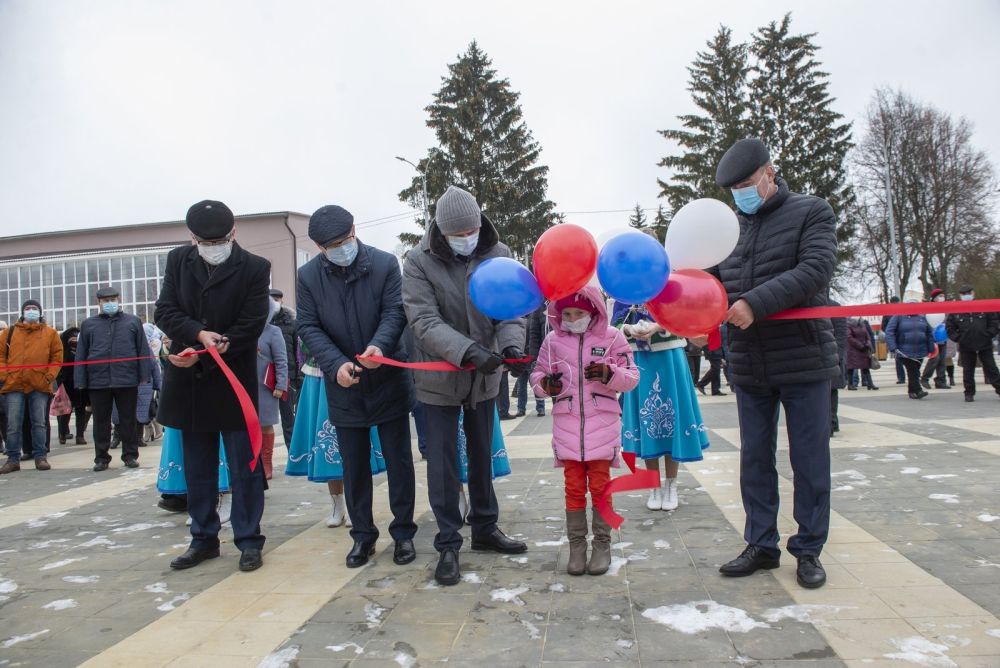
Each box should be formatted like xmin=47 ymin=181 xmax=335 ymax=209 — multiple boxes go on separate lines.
xmin=563 ymin=459 xmax=611 ymax=511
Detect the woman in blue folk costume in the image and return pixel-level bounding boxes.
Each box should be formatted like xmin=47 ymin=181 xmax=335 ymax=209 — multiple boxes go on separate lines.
xmin=285 ymin=343 xmax=387 ymax=528
xmin=613 ymin=301 xmax=709 ymax=512
xmin=456 ymin=407 xmax=511 ymax=523
xmin=157 ymin=429 xmax=232 ymax=525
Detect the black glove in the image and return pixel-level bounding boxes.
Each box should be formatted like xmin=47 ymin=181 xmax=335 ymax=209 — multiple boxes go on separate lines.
xmin=502 ymin=347 xmax=531 ymax=377
xmin=540 ymin=372 xmax=563 ymax=396
xmin=584 ymin=362 xmax=613 ymax=384
xmin=463 ymin=343 xmax=504 ymax=374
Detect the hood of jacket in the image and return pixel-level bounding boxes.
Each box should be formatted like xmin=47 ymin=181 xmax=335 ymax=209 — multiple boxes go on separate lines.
xmin=422 ymin=212 xmax=501 ymax=261
xmin=546 ymin=285 xmax=609 ymax=336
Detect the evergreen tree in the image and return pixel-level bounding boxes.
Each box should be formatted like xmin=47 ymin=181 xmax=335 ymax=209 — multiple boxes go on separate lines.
xmin=628 ymin=203 xmax=648 ymax=229
xmin=651 ymin=204 xmax=670 ymax=242
xmin=657 ymin=26 xmax=750 ymax=212
xmin=398 ymin=42 xmax=558 ymax=261
xmin=749 ymin=13 xmax=854 ymax=257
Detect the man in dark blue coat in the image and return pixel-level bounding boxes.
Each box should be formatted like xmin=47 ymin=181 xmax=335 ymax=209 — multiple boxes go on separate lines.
xmin=76 ymin=285 xmax=152 ymax=471
xmin=297 ymin=205 xmax=417 ymax=569
xmin=155 ymin=200 xmax=271 ymax=574
xmin=709 ymin=138 xmax=839 ymax=589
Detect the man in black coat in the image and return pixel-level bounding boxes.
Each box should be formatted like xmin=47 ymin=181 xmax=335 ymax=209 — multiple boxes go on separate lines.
xmin=709 ymin=138 xmax=839 ymax=589
xmin=269 ymin=288 xmax=300 ymax=445
xmin=76 ymin=286 xmax=152 ymax=471
xmin=296 ymin=205 xmax=417 ymax=569
xmin=154 ymin=200 xmax=271 ymax=573
xmin=945 ymin=284 xmax=1000 ymax=402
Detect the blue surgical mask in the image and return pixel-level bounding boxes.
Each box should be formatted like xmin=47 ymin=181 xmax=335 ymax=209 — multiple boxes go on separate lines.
xmin=447 ymin=232 xmax=479 ymax=256
xmin=23 ymin=310 xmax=40 ymax=323
xmin=325 ymin=239 xmax=358 ymax=267
xmin=960 ymin=294 xmax=974 ymax=302
xmin=102 ymin=302 xmax=120 ymax=315
xmin=731 ymin=174 xmax=767 ymax=215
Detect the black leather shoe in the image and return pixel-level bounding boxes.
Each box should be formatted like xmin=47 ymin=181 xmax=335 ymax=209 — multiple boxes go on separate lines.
xmin=393 ymin=539 xmax=416 ymax=565
xmin=239 ymin=548 xmax=263 ymax=572
xmin=435 ymin=548 xmax=461 ymax=586
xmin=19 ymin=453 xmax=33 ymax=461
xmin=965 ymin=395 xmax=975 ymax=402
xmin=867 ymin=384 xmax=880 ymax=390
xmin=796 ymin=554 xmax=826 ymax=589
xmin=711 ymin=391 xmax=727 ymax=396
xmin=471 ymin=529 xmax=527 ymax=554
xmin=345 ymin=540 xmax=376 ymax=568
xmin=498 ymin=413 xmax=515 ymax=421
xmin=93 ymin=461 xmax=109 ymax=472
xmin=170 ymin=546 xmax=220 ymax=570
xmin=719 ymin=545 xmax=780 ymax=577
xmin=124 ymin=458 xmax=139 ymax=469
xmin=696 ymin=384 xmax=706 ymax=395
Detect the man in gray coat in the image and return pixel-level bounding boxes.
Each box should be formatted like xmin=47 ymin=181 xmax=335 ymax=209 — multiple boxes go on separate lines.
xmin=403 ymin=185 xmax=530 ymax=586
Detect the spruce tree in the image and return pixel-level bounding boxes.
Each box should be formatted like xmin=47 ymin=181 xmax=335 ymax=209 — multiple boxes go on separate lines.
xmin=749 ymin=13 xmax=854 ymax=257
xmin=651 ymin=204 xmax=670 ymax=243
xmin=398 ymin=42 xmax=558 ymax=261
xmin=628 ymin=203 xmax=648 ymax=229
xmin=657 ymin=26 xmax=750 ymax=212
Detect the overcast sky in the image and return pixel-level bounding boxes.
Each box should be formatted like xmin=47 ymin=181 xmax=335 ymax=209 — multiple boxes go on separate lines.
xmin=1 ymin=0 xmax=998 ymax=254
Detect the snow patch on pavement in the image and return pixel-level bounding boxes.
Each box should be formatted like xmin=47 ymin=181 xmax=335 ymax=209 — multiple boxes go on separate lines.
xmin=490 ymin=585 xmax=530 ymax=605
xmin=641 ymin=600 xmax=767 ymax=634
xmin=42 ymin=599 xmax=78 ymax=611
xmin=884 ymin=636 xmax=956 ymax=667
xmin=258 ymin=646 xmax=300 ymax=668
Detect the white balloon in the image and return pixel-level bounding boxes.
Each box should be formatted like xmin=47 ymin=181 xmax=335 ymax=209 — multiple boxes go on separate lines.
xmin=926 ymin=313 xmax=945 ymax=328
xmin=595 ymin=227 xmax=633 ymax=250
xmin=664 ymin=198 xmax=740 ymax=270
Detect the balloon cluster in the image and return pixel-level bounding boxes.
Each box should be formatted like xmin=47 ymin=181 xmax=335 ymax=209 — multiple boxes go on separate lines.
xmin=469 ymin=199 xmax=740 ymax=338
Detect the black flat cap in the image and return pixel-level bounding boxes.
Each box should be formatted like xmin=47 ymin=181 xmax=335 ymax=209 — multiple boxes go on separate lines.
xmin=959 ymin=284 xmax=974 ymax=294
xmin=308 ymin=205 xmax=354 ymax=247
xmin=269 ymin=288 xmax=283 ymax=298
xmin=95 ymin=286 xmax=120 ymax=300
xmin=716 ymin=138 xmax=771 ymax=188
xmin=186 ymin=200 xmax=235 ymax=240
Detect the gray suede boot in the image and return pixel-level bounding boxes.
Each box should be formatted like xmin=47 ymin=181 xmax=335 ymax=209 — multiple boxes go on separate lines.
xmin=566 ymin=510 xmax=588 ymax=576
xmin=587 ymin=509 xmax=612 ymax=575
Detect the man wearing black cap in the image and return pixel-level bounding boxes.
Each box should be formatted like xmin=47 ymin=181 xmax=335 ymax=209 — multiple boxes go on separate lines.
xmin=297 ymin=204 xmax=418 ymax=569
xmin=76 ymin=286 xmax=152 ymax=470
xmin=708 ymin=138 xmax=839 ymax=589
xmin=403 ymin=185 xmax=529 ymax=586
xmin=155 ymin=200 xmax=271 ymax=573
xmin=268 ymin=288 xmax=300 ymax=446
xmin=946 ymin=284 xmax=1000 ymax=402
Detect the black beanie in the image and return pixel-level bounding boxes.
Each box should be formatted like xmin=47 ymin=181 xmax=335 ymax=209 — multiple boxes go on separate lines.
xmin=186 ymin=200 xmax=235 ymax=240
xmin=21 ymin=299 xmax=42 ymax=314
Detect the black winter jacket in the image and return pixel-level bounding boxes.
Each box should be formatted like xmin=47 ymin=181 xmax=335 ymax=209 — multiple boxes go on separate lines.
xmin=75 ymin=311 xmax=152 ymax=390
xmin=946 ymin=310 xmax=1000 ymax=353
xmin=154 ymin=243 xmax=271 ymax=432
xmin=712 ymin=178 xmax=840 ymax=386
xmin=297 ymin=241 xmax=414 ymax=428
xmin=271 ymin=307 xmax=300 ymax=381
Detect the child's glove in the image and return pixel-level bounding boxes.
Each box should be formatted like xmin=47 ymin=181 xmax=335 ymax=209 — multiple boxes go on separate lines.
xmin=584 ymin=362 xmax=613 ymax=384
xmin=540 ymin=372 xmax=563 ymax=396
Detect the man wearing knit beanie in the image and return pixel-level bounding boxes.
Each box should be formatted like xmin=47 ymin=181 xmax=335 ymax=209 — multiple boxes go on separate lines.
xmin=402 ymin=185 xmax=530 ymax=586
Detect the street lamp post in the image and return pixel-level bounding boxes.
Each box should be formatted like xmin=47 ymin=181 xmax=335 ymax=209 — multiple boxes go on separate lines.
xmin=396 ymin=156 xmax=430 ymax=230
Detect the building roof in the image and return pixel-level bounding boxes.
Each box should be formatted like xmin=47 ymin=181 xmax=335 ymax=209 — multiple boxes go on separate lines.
xmin=0 ymin=211 xmax=309 ymax=243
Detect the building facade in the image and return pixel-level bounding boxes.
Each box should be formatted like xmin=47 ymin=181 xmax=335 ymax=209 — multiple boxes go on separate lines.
xmin=0 ymin=212 xmax=312 ymax=331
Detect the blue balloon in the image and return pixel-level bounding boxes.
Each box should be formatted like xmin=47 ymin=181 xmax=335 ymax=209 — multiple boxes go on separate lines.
xmin=469 ymin=257 xmax=543 ymax=320
xmin=596 ymin=231 xmax=671 ymax=304
xmin=934 ymin=322 xmax=948 ymax=344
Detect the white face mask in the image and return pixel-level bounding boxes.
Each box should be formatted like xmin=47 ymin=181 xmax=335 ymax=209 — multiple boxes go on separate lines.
xmin=561 ymin=315 xmax=591 ymax=334
xmin=960 ymin=294 xmax=974 ymax=302
xmin=447 ymin=232 xmax=479 ymax=256
xmin=198 ymin=241 xmax=233 ymax=266
xmin=934 ymin=296 xmax=945 ymax=302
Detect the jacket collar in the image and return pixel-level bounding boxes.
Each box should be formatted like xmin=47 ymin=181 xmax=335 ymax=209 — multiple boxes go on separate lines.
xmin=422 ymin=213 xmax=500 ymax=262
xmin=752 ymin=177 xmax=791 ymax=218
xmin=321 ymin=240 xmax=371 ymax=283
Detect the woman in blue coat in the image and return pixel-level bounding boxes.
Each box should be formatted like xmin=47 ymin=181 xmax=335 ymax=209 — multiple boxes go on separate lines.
xmin=886 ymin=309 xmax=935 ymax=399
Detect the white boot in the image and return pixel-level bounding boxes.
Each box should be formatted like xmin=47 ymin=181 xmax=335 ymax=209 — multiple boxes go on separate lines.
xmin=218 ymin=494 xmax=231 ymax=525
xmin=185 ymin=515 xmax=193 ymax=527
xmin=326 ymin=493 xmax=346 ymax=528
xmin=661 ymin=478 xmax=679 ymax=511
xmin=458 ymin=486 xmax=470 ymax=525
xmin=646 ymin=486 xmax=662 ymax=510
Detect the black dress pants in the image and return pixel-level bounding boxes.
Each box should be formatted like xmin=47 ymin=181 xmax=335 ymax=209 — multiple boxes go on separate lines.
xmin=424 ymin=399 xmax=500 ymax=552
xmin=89 ymin=387 xmax=138 ymax=464
xmin=336 ymin=414 xmax=417 ymax=545
xmin=959 ymin=348 xmax=1000 ymax=398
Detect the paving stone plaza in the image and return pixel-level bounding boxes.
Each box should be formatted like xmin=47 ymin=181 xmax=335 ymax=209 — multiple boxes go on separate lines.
xmin=2 ymin=366 xmax=1000 ymax=667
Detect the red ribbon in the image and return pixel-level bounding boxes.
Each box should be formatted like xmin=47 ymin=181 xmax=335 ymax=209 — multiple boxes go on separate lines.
xmin=356 ymin=354 xmax=535 ymax=372
xmin=0 ymin=354 xmax=157 ymax=372
xmin=594 ymin=452 xmax=661 ymax=529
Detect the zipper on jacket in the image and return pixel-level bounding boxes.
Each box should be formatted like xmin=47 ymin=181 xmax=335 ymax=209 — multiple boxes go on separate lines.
xmin=578 ymin=334 xmax=585 ymax=462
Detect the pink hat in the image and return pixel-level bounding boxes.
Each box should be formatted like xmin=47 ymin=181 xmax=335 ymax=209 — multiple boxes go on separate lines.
xmin=555 ymin=293 xmax=598 ymax=314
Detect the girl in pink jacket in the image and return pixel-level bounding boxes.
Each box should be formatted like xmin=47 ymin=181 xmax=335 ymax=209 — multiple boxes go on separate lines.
xmin=531 ymin=286 xmax=639 ymax=576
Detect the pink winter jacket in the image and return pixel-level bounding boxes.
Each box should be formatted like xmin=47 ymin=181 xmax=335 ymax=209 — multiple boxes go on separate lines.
xmin=530 ymin=286 xmax=639 ymax=466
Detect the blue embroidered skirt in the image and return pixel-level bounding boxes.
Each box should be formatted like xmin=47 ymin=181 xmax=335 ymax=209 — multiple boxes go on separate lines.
xmin=457 ymin=407 xmax=511 ymax=483
xmin=157 ymin=427 xmax=230 ymax=494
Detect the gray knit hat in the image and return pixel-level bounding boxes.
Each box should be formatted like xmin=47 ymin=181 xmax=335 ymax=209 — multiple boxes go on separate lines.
xmin=435 ymin=186 xmax=481 ymax=235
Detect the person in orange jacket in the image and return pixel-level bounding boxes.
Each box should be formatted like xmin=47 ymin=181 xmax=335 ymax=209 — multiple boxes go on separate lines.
xmin=0 ymin=300 xmax=63 ymax=473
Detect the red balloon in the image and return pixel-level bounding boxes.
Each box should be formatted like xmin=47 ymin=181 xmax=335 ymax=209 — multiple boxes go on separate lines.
xmin=532 ymin=224 xmax=598 ymax=300
xmin=645 ymin=269 xmax=728 ymax=338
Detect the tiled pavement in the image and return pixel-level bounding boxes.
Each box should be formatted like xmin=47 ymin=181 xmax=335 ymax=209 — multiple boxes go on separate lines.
xmin=1 ymin=366 xmax=999 ymax=666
